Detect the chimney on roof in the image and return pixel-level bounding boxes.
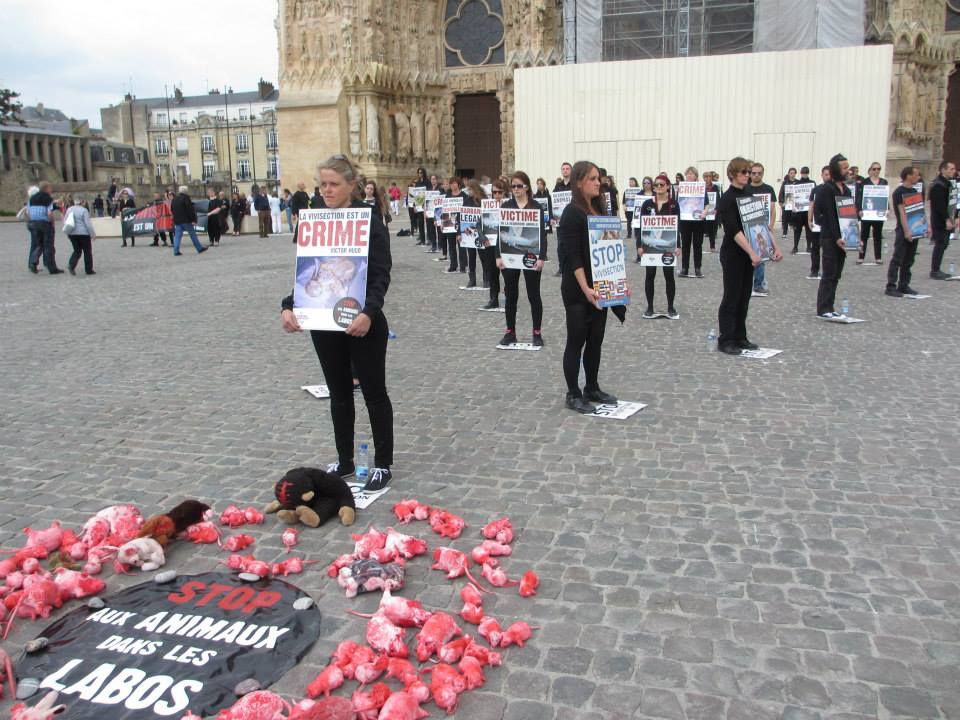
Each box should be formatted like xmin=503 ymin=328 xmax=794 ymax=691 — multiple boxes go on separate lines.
xmin=258 ymin=79 xmax=275 ymax=99
xmin=174 ymin=87 xmax=184 ymax=103
xmin=36 ymin=102 xmax=45 ymax=116
xmin=208 ymin=88 xmax=220 ymax=95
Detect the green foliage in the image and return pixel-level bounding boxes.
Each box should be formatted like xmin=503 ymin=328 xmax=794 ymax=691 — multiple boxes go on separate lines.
xmin=0 ymin=88 xmax=24 ymax=126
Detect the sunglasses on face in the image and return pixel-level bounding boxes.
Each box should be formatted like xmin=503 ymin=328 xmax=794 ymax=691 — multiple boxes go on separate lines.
xmin=511 ymin=184 xmax=525 ymax=189
xmin=654 ymin=183 xmax=667 ymax=188
xmin=493 ymin=190 xmax=504 ymax=194
xmin=870 ymin=167 xmax=881 ymax=171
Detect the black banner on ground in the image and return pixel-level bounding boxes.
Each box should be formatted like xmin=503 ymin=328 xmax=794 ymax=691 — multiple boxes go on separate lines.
xmin=16 ymin=571 xmax=321 ymax=719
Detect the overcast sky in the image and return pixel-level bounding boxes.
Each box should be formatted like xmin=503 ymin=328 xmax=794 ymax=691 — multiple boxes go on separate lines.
xmin=1 ymin=0 xmax=279 ymax=128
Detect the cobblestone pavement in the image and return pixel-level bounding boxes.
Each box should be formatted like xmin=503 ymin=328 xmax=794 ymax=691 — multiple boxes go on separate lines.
xmin=1 ymin=220 xmax=959 ymax=720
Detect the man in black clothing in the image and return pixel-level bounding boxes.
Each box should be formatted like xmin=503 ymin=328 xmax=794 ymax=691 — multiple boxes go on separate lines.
xmin=553 ymin=162 xmax=572 ymax=192
xmin=170 ymin=185 xmax=207 ymax=256
xmin=107 ymin=180 xmax=117 ymax=217
xmin=26 ymin=182 xmax=62 ymax=274
xmin=290 ymin=182 xmax=311 ymax=244
xmin=928 ymin=160 xmax=956 ymax=279
xmin=205 ymin=188 xmax=223 ymax=246
xmin=747 ymin=163 xmax=777 ymax=295
xmin=310 ymin=185 xmax=324 ymax=209
xmin=778 ymin=167 xmax=797 ymax=248
xmin=886 ymin=165 xmax=924 ymax=296
xmin=791 ymin=166 xmax=815 ymax=253
xmin=716 ymin=157 xmax=781 ymax=354
xmin=813 ymin=154 xmax=850 ymax=317
xmin=805 ymin=166 xmax=831 ymax=279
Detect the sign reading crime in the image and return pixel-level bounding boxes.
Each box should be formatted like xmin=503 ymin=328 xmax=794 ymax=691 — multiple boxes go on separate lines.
xmin=17 ymin=572 xmax=321 ymax=719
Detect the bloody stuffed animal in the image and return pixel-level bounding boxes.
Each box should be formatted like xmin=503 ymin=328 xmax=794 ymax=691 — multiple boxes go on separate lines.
xmin=265 ymin=467 xmax=356 ymax=528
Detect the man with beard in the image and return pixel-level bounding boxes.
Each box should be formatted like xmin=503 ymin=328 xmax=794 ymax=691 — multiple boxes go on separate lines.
xmin=813 ymin=154 xmax=852 ymax=317
xmin=747 ymin=163 xmax=777 ymax=297
xmin=778 ymin=167 xmax=797 ymax=249
xmin=928 ymin=160 xmax=956 ymax=279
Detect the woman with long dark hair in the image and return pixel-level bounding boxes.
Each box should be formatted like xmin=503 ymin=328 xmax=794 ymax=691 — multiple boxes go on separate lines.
xmin=444 ymin=176 xmax=469 ymax=274
xmin=412 ymin=167 xmax=429 ymax=246
xmin=638 ymin=174 xmax=680 ymax=319
xmin=558 ymin=161 xmax=626 ymax=413
xmin=280 ymin=155 xmax=394 ymax=489
xmin=481 ymin=180 xmax=506 ymax=309
xmin=496 ymin=171 xmax=546 ymax=346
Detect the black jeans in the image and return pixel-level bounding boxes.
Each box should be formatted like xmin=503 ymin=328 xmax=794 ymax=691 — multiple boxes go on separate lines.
xmin=562 ymin=303 xmax=607 ymax=395
xmin=480 ymin=247 xmax=499 ymax=300
xmin=427 ymin=221 xmax=439 ymax=253
xmin=705 ymin=221 xmax=718 ymax=249
xmin=887 ymin=230 xmax=918 ymax=290
xmin=931 ymin=228 xmax=950 ymax=273
xmin=408 ymin=207 xmax=417 ymax=237
xmin=28 ymin=221 xmax=57 ymax=271
xmin=461 ymin=246 xmax=477 ymax=280
xmin=817 ymin=238 xmax=846 ymax=315
xmin=309 ymin=313 xmax=394 ymax=468
xmin=153 ymin=231 xmax=169 ymax=245
xmin=625 ymin=211 xmax=634 ymax=238
xmin=502 ymin=268 xmax=543 ymax=332
xmin=679 ymin=221 xmax=703 ymax=272
xmin=781 ymin=210 xmax=791 ymax=238
xmin=446 ymin=235 xmax=459 ymax=269
xmin=68 ymin=234 xmax=93 ymax=273
xmin=859 ymin=221 xmax=883 ymax=261
xmin=644 ymin=266 xmax=676 ymax=308
xmin=809 ymin=232 xmax=821 ymax=276
xmin=718 ymin=249 xmax=754 ymax=346
xmin=792 ymin=218 xmax=809 ymax=252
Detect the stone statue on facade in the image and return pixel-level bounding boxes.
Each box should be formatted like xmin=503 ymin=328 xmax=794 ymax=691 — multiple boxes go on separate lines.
xmin=348 ymin=100 xmax=362 ymax=157
xmin=898 ymin=66 xmax=916 ymax=132
xmin=395 ymin=107 xmax=411 ymax=162
xmin=379 ymin=100 xmax=394 ymax=159
xmin=365 ymin=96 xmax=381 ymax=157
xmin=410 ymin=105 xmax=424 ymax=161
xmin=425 ymin=107 xmax=440 ymax=164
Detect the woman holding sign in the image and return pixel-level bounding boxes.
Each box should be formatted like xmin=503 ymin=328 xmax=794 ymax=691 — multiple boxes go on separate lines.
xmin=558 ymin=161 xmax=625 ymax=413
xmin=637 ymin=174 xmax=680 ymax=319
xmin=280 ymin=155 xmax=394 ymax=491
xmin=856 ymin=162 xmax=888 ymax=264
xmin=678 ymin=167 xmax=706 ymax=278
xmin=496 ymin=171 xmax=547 ymax=347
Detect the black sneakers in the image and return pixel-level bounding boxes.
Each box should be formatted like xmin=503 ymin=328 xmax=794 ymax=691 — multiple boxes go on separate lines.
xmin=901 ymin=287 xmax=919 ymax=296
xmin=566 ymin=394 xmax=596 ymax=414
xmin=364 ymin=467 xmax=392 ymax=491
xmin=482 ymin=299 xmax=499 ymax=310
xmin=584 ymin=387 xmax=617 ymax=404
xmin=737 ymin=339 xmax=759 ymax=350
xmin=499 ymin=330 xmax=517 ymax=346
xmin=326 ymin=461 xmax=356 ymax=479
xmin=718 ymin=343 xmax=742 ymax=355
xmin=885 ymin=287 xmax=903 ymax=297
xmin=931 ymin=270 xmax=951 ymax=280
xmin=532 ymin=333 xmax=544 ymax=347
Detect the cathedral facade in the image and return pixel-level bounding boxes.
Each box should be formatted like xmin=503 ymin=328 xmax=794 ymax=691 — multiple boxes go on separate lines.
xmin=276 ymin=0 xmax=563 ymax=188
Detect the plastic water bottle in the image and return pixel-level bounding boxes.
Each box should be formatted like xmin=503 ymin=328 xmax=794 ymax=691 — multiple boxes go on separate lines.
xmin=707 ymin=328 xmax=718 ymax=353
xmin=841 ymin=293 xmax=850 ymax=316
xmin=387 ymin=329 xmax=397 ymax=340
xmin=356 ymin=442 xmax=370 ymax=482
xmin=950 ymin=261 xmax=957 ymax=277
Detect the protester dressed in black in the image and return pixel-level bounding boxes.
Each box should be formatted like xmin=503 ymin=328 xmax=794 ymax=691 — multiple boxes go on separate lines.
xmin=790 ymin=168 xmax=815 ymax=254
xmin=856 ymin=163 xmax=888 ymax=264
xmin=553 ymin=162 xmax=572 ymax=193
xmin=481 ymin=182 xmax=506 ymax=309
xmin=703 ymin=173 xmax=720 ymax=252
xmin=412 ymin=168 xmax=430 ymax=247
xmin=928 ymin=161 xmax=956 ymax=278
xmin=806 ymin=167 xmax=831 ymax=279
xmin=637 ymin=175 xmax=680 ymax=318
xmin=280 ymin=156 xmax=394 ymax=490
xmin=716 ymin=157 xmax=782 ymax=353
xmin=206 ymin=189 xmax=223 ymax=246
xmin=496 ymin=171 xmax=547 ymax=347
xmin=886 ymin=165 xmax=924 ymax=296
xmin=558 ymin=161 xmax=627 ymax=413
xmin=444 ymin=178 xmax=469 ymax=274
xmin=778 ymin=168 xmax=797 ymax=249
xmin=813 ymin=154 xmax=852 ymax=317
xmin=678 ymin=166 xmax=707 ymax=277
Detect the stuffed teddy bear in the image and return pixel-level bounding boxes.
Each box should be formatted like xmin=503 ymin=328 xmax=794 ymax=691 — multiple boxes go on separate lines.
xmin=116 ymin=538 xmax=166 ymax=572
xmin=265 ymin=467 xmax=356 ymax=528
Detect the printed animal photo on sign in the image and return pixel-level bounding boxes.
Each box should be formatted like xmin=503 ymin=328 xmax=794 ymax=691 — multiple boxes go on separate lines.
xmin=294 ymin=256 xmax=366 ymax=309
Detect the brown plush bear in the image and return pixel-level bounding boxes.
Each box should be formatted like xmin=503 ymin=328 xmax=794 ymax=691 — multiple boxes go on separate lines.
xmin=264 ymin=467 xmax=356 ymax=528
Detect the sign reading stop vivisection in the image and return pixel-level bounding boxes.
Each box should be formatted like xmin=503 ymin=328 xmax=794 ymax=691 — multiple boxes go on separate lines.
xmin=17 ymin=572 xmax=321 ymax=719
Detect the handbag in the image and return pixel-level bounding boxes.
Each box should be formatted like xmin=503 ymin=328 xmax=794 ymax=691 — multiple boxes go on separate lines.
xmin=62 ymin=209 xmax=76 ymax=234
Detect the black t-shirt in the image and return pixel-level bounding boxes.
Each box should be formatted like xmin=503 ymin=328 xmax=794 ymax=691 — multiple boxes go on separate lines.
xmin=716 ymin=185 xmax=751 ymax=257
xmin=892 ymin=185 xmax=915 ymax=235
xmin=812 ymin=181 xmax=850 ymax=241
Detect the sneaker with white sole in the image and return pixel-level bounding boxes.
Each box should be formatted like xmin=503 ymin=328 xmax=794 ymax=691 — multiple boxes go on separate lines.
xmin=364 ymin=467 xmax=392 ymax=491
xmin=326 ymin=461 xmax=355 ymax=479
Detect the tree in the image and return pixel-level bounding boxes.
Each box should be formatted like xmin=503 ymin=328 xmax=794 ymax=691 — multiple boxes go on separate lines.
xmin=0 ymin=88 xmax=24 ymax=126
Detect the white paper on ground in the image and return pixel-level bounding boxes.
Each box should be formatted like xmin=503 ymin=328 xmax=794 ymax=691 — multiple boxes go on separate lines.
xmin=301 ymin=384 xmax=330 ymax=399
xmin=589 ymin=401 xmax=647 ymax=419
xmin=479 ymin=306 xmax=505 ymax=312
xmin=739 ymin=348 xmax=782 ymax=359
xmin=642 ymin=313 xmax=680 ymax=320
xmin=496 ymin=342 xmax=542 ymax=351
xmin=347 ymin=482 xmax=390 ymax=509
xmin=946 ymin=276 xmax=960 ymax=281
xmin=797 ymin=251 xmax=810 ymax=255
xmin=903 ymin=294 xmax=931 ymax=300
xmin=751 ymin=291 xmax=769 ymax=297
xmin=459 ymin=286 xmax=485 ymax=291
xmin=818 ymin=315 xmax=866 ymax=324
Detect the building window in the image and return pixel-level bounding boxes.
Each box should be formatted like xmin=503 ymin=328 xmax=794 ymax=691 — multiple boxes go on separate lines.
xmin=135 ymin=151 xmax=143 ymax=164
xmin=179 ymin=112 xmax=188 ymax=124
xmin=156 ymin=112 xmax=168 ymax=126
xmin=266 ymin=130 xmax=278 ymax=149
xmin=104 ymin=147 xmax=114 ymax=162
xmin=156 ymin=163 xmax=169 ymax=178
xmin=238 ymin=159 xmax=251 ymax=179
xmin=268 ymin=156 xmax=279 ymax=179
xmin=155 ymin=137 xmax=168 ymax=155
xmin=239 ymin=108 xmax=248 ymax=121
xmin=216 ymin=109 xmax=225 ymax=120
xmin=179 ymin=162 xmax=191 ymax=179
xmin=201 ymin=135 xmax=215 ymax=152
xmin=176 ymin=137 xmax=189 ymax=155
xmin=202 ymin=161 xmax=217 ymax=180
xmin=236 ymin=133 xmax=249 ymax=152
xmin=444 ymin=0 xmax=505 ymax=67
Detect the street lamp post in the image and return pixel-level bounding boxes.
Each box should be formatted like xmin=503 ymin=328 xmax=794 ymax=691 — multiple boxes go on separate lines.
xmin=224 ymin=86 xmax=233 ymax=190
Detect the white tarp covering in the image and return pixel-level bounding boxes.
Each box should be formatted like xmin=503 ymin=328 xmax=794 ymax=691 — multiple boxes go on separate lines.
xmin=564 ymin=0 xmax=602 ymax=63
xmin=754 ymin=0 xmax=864 ymax=52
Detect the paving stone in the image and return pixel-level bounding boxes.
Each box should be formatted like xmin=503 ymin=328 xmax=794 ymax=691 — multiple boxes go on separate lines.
xmin=543 ymin=646 xmax=594 ymax=675
xmin=878 ymin=686 xmax=940 ymax=718
xmin=640 ymin=688 xmax=684 ymax=719
xmin=550 ymin=676 xmax=597 ymax=707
